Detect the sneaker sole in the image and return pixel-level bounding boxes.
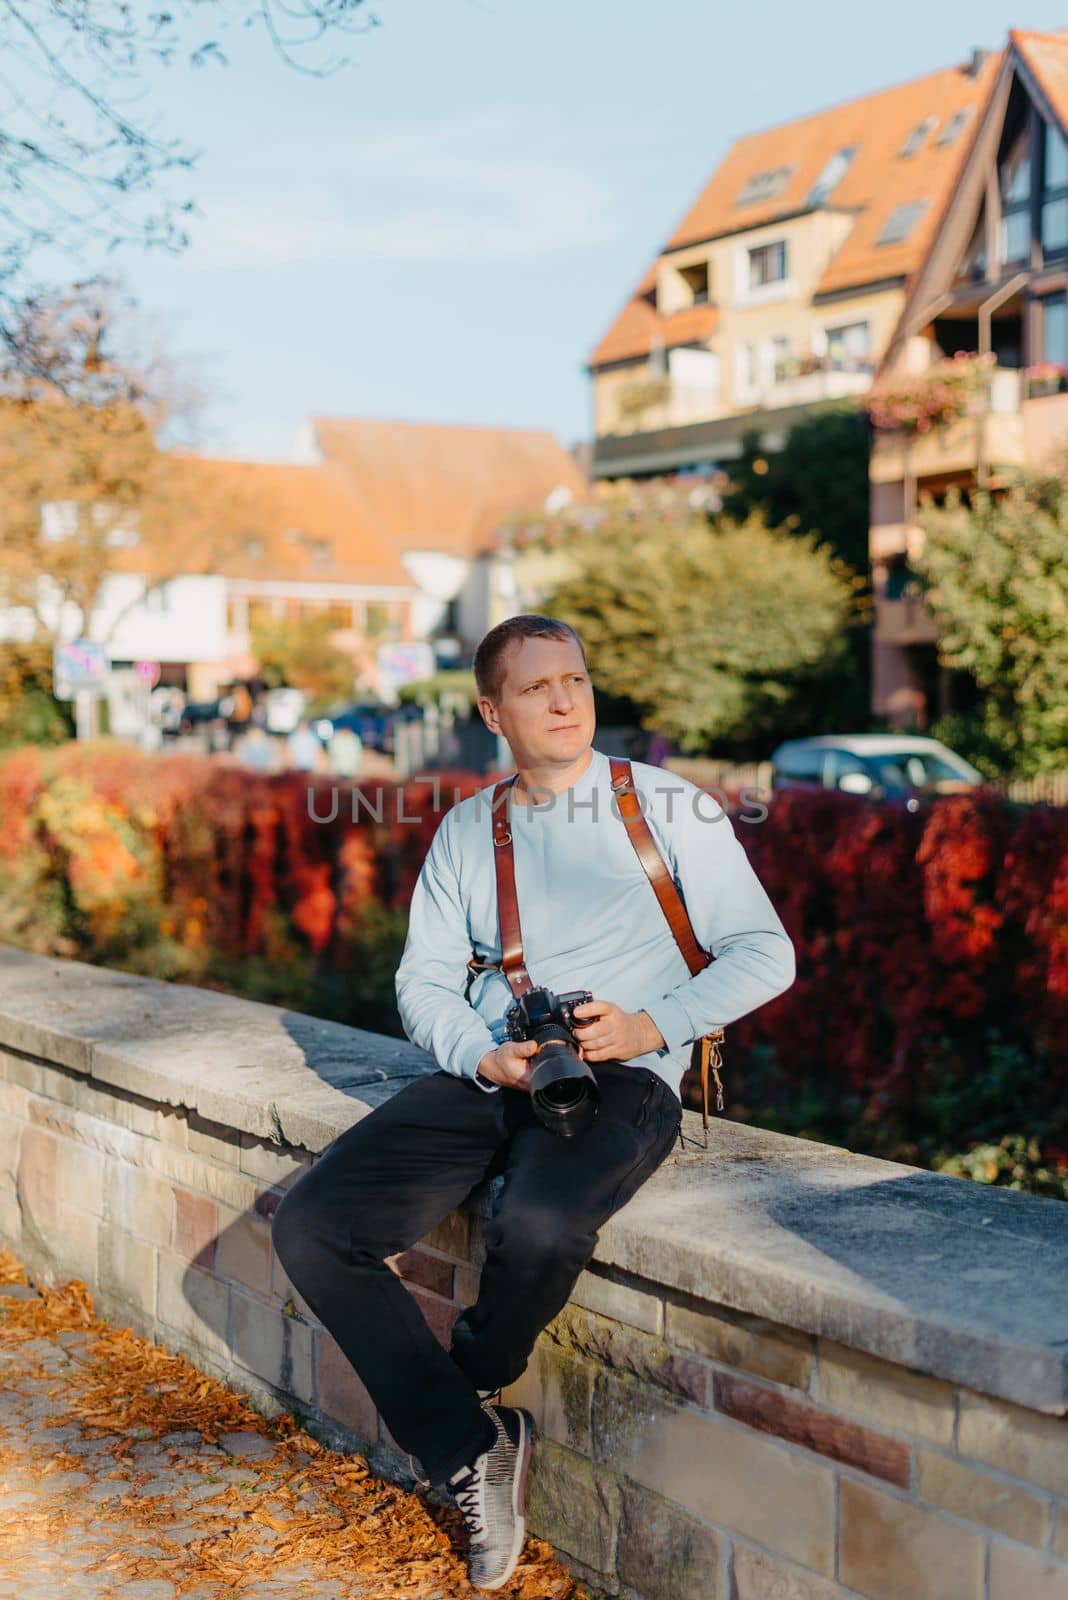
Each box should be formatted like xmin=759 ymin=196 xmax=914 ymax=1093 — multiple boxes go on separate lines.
xmin=475 ymin=1407 xmax=534 ymax=1592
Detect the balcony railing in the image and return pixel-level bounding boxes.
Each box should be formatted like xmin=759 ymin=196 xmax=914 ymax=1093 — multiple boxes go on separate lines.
xmin=870 ymin=365 xmax=1028 ymax=484
xmin=610 ymin=378 xmax=721 ymax=435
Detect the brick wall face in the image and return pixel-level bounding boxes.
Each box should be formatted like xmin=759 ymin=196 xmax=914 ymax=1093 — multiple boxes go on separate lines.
xmin=2 ymin=1043 xmax=1067 ymax=1600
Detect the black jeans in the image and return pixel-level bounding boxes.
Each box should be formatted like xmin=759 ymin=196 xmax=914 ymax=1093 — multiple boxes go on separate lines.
xmin=271 ymin=1060 xmax=682 ymax=1487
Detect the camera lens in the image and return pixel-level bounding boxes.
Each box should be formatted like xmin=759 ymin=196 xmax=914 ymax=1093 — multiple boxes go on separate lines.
xmin=541 ymin=1077 xmax=586 ymax=1109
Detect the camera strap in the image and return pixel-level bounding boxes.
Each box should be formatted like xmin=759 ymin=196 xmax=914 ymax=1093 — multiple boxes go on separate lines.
xmin=468 ymin=761 xmax=724 ymax=1144
xmin=608 ymin=759 xmax=726 ymax=1142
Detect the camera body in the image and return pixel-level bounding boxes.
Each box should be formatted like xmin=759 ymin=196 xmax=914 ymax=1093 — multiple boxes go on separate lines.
xmin=504 ymin=985 xmax=593 ymax=1046
xmin=504 ymin=984 xmax=600 ymax=1138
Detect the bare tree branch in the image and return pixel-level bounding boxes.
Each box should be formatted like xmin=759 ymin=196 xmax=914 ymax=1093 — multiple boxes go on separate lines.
xmin=0 ymin=0 xmax=379 ymax=364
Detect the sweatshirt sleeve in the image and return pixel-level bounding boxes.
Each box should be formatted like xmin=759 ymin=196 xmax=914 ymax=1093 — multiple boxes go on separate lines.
xmin=640 ymin=788 xmax=796 ymax=1052
xmin=394 ymin=811 xmax=501 ymax=1091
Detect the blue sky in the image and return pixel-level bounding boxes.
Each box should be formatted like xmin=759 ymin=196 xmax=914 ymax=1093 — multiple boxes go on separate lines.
xmin=64 ymin=0 xmax=1068 ymax=459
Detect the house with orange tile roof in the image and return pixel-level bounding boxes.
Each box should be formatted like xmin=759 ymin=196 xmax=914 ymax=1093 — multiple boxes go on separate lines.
xmin=588 ymin=47 xmax=1001 ymax=481
xmin=6 ymin=418 xmax=585 ymax=709
xmin=26 ymin=453 xmax=418 ymax=705
xmin=298 ymin=416 xmax=587 ymax=648
xmin=868 ymin=28 xmax=1068 ymax=728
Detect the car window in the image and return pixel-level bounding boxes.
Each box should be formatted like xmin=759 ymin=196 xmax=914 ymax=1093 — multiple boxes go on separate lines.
xmin=775 ymin=744 xmax=824 ymax=782
xmin=825 ymin=750 xmax=867 ymax=786
xmin=869 ymin=752 xmax=979 ymax=791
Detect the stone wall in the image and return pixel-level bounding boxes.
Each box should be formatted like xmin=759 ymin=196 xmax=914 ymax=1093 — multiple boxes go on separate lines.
xmin=0 ymin=945 xmax=1067 ymax=1600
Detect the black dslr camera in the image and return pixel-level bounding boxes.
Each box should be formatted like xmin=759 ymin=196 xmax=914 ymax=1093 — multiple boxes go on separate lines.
xmin=504 ymin=985 xmax=600 ymax=1139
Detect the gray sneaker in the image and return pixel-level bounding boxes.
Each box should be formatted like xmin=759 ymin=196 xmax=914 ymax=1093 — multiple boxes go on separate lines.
xmin=446 ymin=1403 xmax=534 ymax=1591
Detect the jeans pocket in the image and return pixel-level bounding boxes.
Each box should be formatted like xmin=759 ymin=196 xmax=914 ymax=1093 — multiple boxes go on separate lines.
xmin=636 ymin=1073 xmax=658 ymax=1129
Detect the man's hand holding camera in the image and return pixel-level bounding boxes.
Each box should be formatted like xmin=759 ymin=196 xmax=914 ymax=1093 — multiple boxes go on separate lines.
xmin=475 ymin=1038 xmax=540 ymax=1091
xmin=475 ymin=1000 xmax=664 ymax=1091
xmin=570 ymin=999 xmax=665 ymax=1062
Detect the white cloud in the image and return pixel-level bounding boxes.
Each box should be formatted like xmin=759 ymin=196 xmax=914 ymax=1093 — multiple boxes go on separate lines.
xmin=183 ymin=114 xmax=613 ymax=269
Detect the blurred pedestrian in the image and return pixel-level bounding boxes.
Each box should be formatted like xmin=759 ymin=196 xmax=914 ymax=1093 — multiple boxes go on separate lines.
xmin=288 ymin=718 xmax=320 ymax=772
xmin=328 ymin=724 xmax=363 ymax=779
xmin=238 ymin=725 xmax=277 ymax=773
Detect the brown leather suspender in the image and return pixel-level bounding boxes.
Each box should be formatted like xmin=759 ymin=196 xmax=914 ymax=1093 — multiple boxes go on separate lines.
xmin=489 ymin=772 xmax=533 ymax=1000
xmin=470 ymin=759 xmax=725 ymax=1143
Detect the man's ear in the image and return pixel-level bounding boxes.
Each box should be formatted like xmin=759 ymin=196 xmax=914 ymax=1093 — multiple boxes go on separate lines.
xmin=477 ymin=695 xmax=500 ymax=734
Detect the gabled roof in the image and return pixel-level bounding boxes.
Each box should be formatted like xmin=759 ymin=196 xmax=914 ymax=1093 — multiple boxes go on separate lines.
xmin=882 ymin=29 xmax=1068 ymax=371
xmin=1011 ymin=27 xmax=1068 ymax=130
xmin=590 ymin=49 xmax=1002 ymax=369
xmin=310 ymin=418 xmax=588 ymax=560
xmin=590 ymin=266 xmax=719 ymax=366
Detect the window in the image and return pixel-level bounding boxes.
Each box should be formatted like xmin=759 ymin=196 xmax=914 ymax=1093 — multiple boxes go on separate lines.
xmin=937 ymin=108 xmax=974 ymax=147
xmin=679 ymin=260 xmax=710 ymax=304
xmin=244 ymin=536 xmax=265 ymax=561
xmin=1041 ymin=292 xmax=1068 ymax=366
xmin=773 ymin=743 xmax=825 ymax=784
xmin=876 ymin=199 xmax=929 ymax=246
xmin=769 ymin=334 xmax=793 ymax=382
xmin=823 ymin=320 xmax=872 ymax=370
xmin=735 ymin=167 xmax=793 ymax=206
xmin=957 ymin=206 xmax=987 ymax=283
xmin=805 ymin=146 xmax=857 ymax=207
xmin=999 ymin=131 xmax=1031 ymax=264
xmin=748 ymin=239 xmax=788 ymax=289
xmin=1042 ymin=120 xmax=1068 ymax=257
xmin=900 ymin=117 xmax=937 ymax=158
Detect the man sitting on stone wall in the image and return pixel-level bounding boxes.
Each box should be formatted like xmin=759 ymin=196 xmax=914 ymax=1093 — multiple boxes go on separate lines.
xmin=271 ymin=613 xmax=796 ymax=1590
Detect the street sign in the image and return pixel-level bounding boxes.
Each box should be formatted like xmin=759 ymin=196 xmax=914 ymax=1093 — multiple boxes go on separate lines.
xmin=376 ymin=641 xmax=435 ymax=699
xmin=53 ymin=639 xmax=109 ymax=701
xmin=134 ymin=659 xmax=161 ymax=688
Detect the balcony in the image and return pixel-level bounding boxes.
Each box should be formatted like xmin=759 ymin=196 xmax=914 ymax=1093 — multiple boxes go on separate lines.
xmin=870 ymin=365 xmax=1026 ymax=485
xmin=765 ymin=356 xmax=874 ymax=410
xmin=610 ymin=377 xmax=720 ymax=436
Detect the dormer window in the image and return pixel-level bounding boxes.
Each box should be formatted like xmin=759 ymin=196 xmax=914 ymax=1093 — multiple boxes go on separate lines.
xmin=876 ymin=199 xmax=929 ymax=246
xmin=806 ymin=146 xmax=857 ymax=207
xmin=937 ymin=108 xmax=973 ymax=147
xmin=679 ymin=260 xmax=710 ymax=304
xmin=734 ymin=167 xmax=793 ymax=206
xmin=900 ymin=117 xmax=937 ymax=157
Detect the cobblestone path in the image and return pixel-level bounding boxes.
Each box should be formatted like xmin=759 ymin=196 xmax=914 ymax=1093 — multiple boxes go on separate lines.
xmin=0 ymin=1260 xmax=582 ymax=1600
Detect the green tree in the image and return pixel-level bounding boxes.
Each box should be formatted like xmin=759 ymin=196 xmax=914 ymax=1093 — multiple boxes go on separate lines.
xmin=544 ymin=507 xmax=860 ymax=757
xmin=250 ymin=612 xmax=356 ymax=714
xmin=0 ymin=641 xmax=73 ymax=748
xmin=721 ymin=406 xmax=871 ymax=579
xmin=914 ymin=471 xmax=1068 ymax=778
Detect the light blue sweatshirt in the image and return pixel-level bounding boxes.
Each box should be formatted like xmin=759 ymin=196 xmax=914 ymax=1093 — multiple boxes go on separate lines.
xmin=394 ymin=746 xmax=796 ymax=1102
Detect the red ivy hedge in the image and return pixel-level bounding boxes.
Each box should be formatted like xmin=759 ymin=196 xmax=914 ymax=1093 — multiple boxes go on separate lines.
xmin=1 ymin=746 xmax=1065 ymax=1131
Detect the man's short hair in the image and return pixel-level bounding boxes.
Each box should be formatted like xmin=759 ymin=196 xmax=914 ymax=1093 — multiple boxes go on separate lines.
xmin=473 ymin=614 xmax=587 ymax=702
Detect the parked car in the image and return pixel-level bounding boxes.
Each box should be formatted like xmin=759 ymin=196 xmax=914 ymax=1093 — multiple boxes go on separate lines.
xmin=770 ymin=735 xmax=985 ymax=808
xmin=315 ymin=702 xmax=395 ymax=752
xmin=178 ymin=698 xmax=222 ymax=735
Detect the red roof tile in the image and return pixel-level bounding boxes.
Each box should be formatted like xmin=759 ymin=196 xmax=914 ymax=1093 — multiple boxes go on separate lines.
xmin=590 ymin=49 xmax=1003 ymax=367
xmin=310 ymin=418 xmax=588 ymax=559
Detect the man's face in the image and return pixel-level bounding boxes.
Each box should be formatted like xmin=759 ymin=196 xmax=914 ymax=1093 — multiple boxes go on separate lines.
xmin=478 ymin=635 xmax=596 ymax=768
